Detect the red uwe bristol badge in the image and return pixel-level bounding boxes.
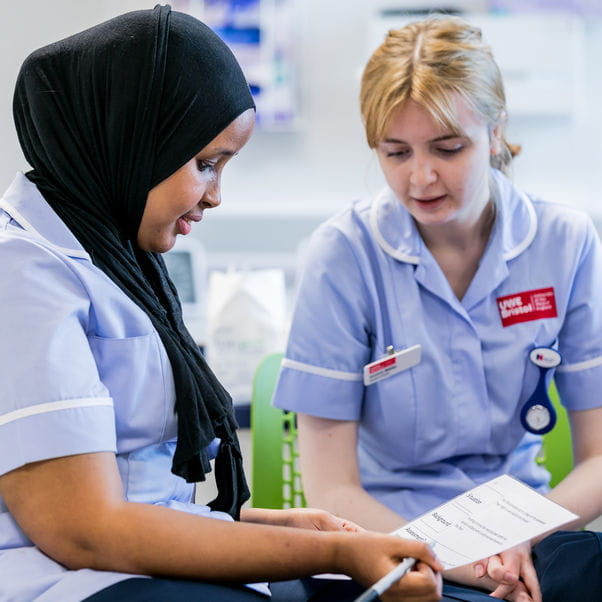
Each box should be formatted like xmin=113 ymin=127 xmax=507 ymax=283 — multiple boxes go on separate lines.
xmin=497 ymin=287 xmax=558 ymax=328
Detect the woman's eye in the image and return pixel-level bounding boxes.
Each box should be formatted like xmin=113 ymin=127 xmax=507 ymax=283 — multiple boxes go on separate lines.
xmin=197 ymin=159 xmax=215 ymax=172
xmin=436 ymin=144 xmax=464 ymax=155
xmin=386 ymin=149 xmax=410 ymax=159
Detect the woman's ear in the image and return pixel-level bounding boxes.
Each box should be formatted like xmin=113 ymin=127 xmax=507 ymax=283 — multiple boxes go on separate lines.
xmin=489 ymin=112 xmax=506 ymax=156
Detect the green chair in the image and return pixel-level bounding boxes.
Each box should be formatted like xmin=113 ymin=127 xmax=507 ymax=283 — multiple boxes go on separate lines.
xmin=249 ymin=353 xmax=573 ymax=507
xmin=250 ymin=351 xmax=305 ymax=509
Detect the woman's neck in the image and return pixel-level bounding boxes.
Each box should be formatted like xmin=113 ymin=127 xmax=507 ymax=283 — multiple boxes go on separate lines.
xmin=417 ymin=200 xmax=496 ymax=253
xmin=418 ymin=200 xmax=496 ymax=300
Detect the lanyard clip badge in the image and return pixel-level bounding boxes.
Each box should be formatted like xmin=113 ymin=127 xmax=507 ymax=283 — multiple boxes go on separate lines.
xmin=520 ymin=346 xmax=562 ymax=434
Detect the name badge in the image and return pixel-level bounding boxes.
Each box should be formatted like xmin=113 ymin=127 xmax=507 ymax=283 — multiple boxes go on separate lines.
xmin=497 ymin=287 xmax=558 ymax=328
xmin=363 ymin=344 xmax=421 ymax=386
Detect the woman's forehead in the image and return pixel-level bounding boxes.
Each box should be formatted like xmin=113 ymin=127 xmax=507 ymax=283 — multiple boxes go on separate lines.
xmin=384 ymin=94 xmax=486 ymax=141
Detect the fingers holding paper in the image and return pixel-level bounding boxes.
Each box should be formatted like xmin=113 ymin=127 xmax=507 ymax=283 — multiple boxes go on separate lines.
xmin=485 ymin=542 xmax=542 ymax=602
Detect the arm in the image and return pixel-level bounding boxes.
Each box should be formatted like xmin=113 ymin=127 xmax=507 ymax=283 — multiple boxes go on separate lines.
xmin=544 ymin=405 xmax=602 ymax=528
xmin=297 ymin=413 xmax=408 ymax=533
xmin=0 ymin=451 xmax=442 ymax=596
xmin=471 ymin=406 xmax=602 ymax=601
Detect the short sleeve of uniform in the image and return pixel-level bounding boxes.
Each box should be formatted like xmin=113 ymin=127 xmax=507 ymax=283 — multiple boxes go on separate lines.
xmin=0 ymin=235 xmax=116 ymax=476
xmin=273 ymin=214 xmax=374 ymax=420
xmin=555 ymin=214 xmax=602 ymax=411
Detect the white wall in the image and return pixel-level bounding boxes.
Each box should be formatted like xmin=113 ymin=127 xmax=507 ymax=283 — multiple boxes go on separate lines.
xmin=2 ymin=1 xmax=602 ymax=263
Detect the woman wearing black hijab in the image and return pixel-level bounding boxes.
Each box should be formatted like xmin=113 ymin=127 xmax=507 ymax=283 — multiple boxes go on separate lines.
xmin=0 ymin=6 xmax=441 ymax=601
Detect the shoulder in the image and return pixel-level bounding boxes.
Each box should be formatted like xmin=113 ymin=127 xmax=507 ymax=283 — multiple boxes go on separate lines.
xmin=0 ymin=229 xmax=94 ymax=329
xmin=311 ymin=198 xmax=372 ymax=241
xmin=529 ymin=195 xmax=597 ymax=250
xmin=494 ymin=171 xmax=597 ymax=257
xmin=303 ymin=198 xmax=375 ymax=263
xmin=0 ymin=226 xmax=86 ymax=287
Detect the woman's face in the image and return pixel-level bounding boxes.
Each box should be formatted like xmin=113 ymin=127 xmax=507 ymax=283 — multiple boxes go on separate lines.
xmin=138 ymin=108 xmax=255 ymax=253
xmin=375 ymin=95 xmax=502 ymax=233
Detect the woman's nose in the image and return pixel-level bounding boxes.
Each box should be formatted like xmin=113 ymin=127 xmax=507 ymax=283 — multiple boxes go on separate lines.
xmin=202 ymin=177 xmax=221 ymax=209
xmin=409 ymin=157 xmax=437 ymax=188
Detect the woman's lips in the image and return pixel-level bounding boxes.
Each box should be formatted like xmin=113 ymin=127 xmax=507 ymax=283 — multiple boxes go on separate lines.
xmin=411 ymin=194 xmax=447 ymax=210
xmin=413 ymin=194 xmax=446 ymax=203
xmin=176 ymin=213 xmax=201 ymax=236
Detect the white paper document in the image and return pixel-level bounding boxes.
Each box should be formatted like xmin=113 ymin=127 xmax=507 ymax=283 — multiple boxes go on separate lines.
xmin=393 ymin=474 xmax=578 ymax=570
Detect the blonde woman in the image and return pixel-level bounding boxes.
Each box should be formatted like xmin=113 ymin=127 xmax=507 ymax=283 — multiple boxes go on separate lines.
xmin=274 ymin=15 xmax=602 ymax=602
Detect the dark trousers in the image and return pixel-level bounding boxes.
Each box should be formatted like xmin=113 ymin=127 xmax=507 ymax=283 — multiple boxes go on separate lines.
xmin=442 ymin=530 xmax=602 ymax=602
xmin=84 ymin=531 xmax=602 ymax=601
xmin=82 ymin=576 xmax=365 ymax=601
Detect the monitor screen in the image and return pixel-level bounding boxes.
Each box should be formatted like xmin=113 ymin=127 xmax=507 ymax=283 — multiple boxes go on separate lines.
xmin=163 ymin=250 xmax=196 ymax=304
xmin=164 ymin=237 xmax=208 ymax=344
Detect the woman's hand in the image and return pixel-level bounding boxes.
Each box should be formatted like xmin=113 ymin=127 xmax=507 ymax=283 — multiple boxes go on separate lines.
xmin=336 ymin=533 xmax=442 ymax=601
xmin=449 ymin=541 xmax=540 ymax=601
xmin=472 ymin=542 xmax=541 ymax=602
xmin=241 ymin=506 xmax=362 ymax=532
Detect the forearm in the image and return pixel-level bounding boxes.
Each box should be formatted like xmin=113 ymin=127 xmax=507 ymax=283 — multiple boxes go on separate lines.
xmin=545 ymin=454 xmax=602 ymax=530
xmin=297 ymin=415 xmax=407 ymax=533
xmin=57 ymin=501 xmax=345 ymax=582
xmin=305 ymin=481 xmax=407 ymax=533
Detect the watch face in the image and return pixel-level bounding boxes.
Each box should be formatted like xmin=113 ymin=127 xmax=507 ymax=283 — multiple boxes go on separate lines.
xmin=525 ymin=404 xmax=551 ymax=431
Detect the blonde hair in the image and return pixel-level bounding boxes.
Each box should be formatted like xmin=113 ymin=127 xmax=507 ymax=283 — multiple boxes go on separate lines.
xmin=360 ymin=15 xmax=520 ymax=173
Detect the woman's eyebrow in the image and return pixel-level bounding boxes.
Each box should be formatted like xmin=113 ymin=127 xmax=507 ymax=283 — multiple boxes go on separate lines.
xmin=381 ymin=137 xmax=407 ymax=144
xmin=199 ymin=148 xmax=239 ymax=160
xmin=381 ymin=133 xmax=461 ymax=144
xmin=431 ymin=134 xmax=463 ymax=142
xmin=211 ymin=148 xmax=236 ymax=156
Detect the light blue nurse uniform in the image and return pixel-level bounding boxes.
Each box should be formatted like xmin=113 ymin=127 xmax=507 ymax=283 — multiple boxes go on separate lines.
xmin=273 ymin=169 xmax=602 ymax=520
xmin=0 ymin=174 xmax=268 ymax=601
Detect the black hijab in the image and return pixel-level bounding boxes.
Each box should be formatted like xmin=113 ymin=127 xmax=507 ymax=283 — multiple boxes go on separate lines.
xmin=13 ymin=5 xmax=254 ymax=519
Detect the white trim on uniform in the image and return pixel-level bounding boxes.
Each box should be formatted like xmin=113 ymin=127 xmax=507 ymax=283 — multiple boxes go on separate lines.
xmin=281 ymin=358 xmax=363 ymax=381
xmin=369 ymin=179 xmax=538 ymax=266
xmin=0 ymin=198 xmax=89 ymax=259
xmin=0 ymin=398 xmax=114 ymax=426
xmin=369 ymin=190 xmax=420 ymax=264
xmin=503 ymin=192 xmax=538 ymax=261
xmin=556 ymin=355 xmax=602 ymax=373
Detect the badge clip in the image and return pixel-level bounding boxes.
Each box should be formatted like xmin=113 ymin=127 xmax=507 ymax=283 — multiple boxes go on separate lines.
xmin=363 ymin=344 xmax=421 ymax=386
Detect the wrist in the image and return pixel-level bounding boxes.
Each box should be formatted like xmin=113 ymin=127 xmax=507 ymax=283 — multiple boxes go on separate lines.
xmin=327 ymin=531 xmax=356 ymax=575
xmin=444 ymin=565 xmax=496 ymax=591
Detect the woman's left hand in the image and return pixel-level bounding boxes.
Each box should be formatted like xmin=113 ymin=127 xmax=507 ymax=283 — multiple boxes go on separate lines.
xmin=240 ymin=506 xmax=363 ymax=532
xmin=473 ymin=541 xmax=541 ymax=601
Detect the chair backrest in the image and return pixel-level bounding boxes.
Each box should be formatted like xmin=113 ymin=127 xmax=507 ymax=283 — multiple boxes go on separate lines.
xmin=249 ymin=353 xmax=573 ymax=506
xmin=250 ymin=352 xmax=306 ymax=509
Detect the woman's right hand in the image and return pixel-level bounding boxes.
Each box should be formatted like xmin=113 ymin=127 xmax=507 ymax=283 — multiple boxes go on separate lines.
xmin=335 ymin=532 xmax=443 ymax=601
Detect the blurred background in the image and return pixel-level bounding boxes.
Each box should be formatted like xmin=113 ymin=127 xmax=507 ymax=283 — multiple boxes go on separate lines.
xmin=2 ymin=0 xmax=602 ymax=405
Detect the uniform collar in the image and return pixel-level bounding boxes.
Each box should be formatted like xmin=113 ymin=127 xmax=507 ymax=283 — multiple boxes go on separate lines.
xmin=369 ymin=168 xmax=537 ymax=265
xmin=0 ymin=172 xmax=89 ymax=259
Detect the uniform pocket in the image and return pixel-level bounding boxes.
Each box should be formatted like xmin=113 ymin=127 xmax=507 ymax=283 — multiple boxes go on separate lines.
xmin=88 ymin=332 xmax=176 ymax=448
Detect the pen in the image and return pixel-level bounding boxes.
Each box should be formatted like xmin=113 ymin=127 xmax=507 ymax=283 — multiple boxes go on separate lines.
xmin=353 ymin=556 xmax=417 ymax=602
